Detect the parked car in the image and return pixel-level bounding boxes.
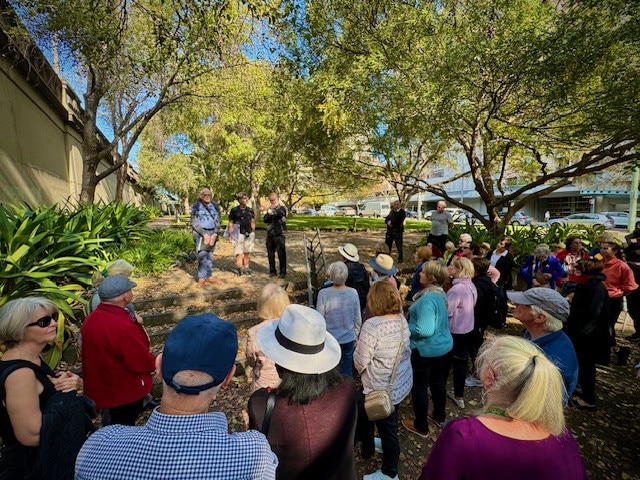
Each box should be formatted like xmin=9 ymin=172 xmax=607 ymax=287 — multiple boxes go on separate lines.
xmin=318 ymin=205 xmax=337 ymax=217
xmin=548 ymin=213 xmax=614 ymax=229
xmin=424 ymin=207 xmax=465 ymax=222
xmin=335 ymin=206 xmax=358 ymax=217
xmin=300 ymin=208 xmax=318 ymax=216
xmin=508 ymin=211 xmax=532 ymax=226
xmin=599 ymin=211 xmax=629 ymax=228
xmin=405 ymin=208 xmax=420 ymax=219
xmin=359 ymin=200 xmax=391 ymax=218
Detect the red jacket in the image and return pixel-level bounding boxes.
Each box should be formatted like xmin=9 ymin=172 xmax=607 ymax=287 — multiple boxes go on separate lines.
xmin=602 ymin=257 xmax=638 ymax=298
xmin=81 ymin=303 xmax=155 ymax=409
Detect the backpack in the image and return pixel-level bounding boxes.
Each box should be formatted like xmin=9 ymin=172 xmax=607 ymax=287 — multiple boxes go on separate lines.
xmin=473 ymin=275 xmax=504 ymax=329
xmin=0 ymin=361 xmax=96 ymax=479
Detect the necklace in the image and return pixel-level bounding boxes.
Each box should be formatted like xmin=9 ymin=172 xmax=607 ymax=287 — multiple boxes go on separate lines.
xmin=486 ymin=406 xmax=510 ymax=418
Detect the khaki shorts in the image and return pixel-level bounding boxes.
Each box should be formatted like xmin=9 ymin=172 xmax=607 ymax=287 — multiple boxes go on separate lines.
xmin=234 ymin=233 xmax=255 ymax=255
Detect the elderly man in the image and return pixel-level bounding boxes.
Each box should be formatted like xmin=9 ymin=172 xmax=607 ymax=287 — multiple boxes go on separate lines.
xmin=447 ymin=233 xmax=472 ymax=266
xmin=519 ymin=243 xmax=565 ymax=289
xmin=81 ymin=275 xmax=156 ymax=426
xmin=76 ymin=313 xmax=278 ymax=479
xmin=427 ymin=201 xmax=454 ymax=253
xmin=507 ymin=288 xmax=578 ymax=401
xmin=191 ymin=187 xmax=222 ymax=286
xmin=385 ymin=200 xmax=407 ymax=263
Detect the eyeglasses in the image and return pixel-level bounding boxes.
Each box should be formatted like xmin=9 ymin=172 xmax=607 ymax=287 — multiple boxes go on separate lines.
xmin=201 ymin=193 xmax=211 ymax=197
xmin=25 ymin=315 xmax=56 ymax=328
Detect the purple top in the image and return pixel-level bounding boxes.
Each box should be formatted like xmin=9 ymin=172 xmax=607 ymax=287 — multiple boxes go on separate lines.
xmin=446 ymin=277 xmax=477 ymax=334
xmin=420 ymin=417 xmax=587 ymax=480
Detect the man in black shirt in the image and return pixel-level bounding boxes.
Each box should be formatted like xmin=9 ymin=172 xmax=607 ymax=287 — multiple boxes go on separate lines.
xmin=385 ymin=200 xmax=406 ymax=263
xmin=263 ymin=192 xmax=288 ymax=278
xmin=228 ymin=192 xmax=255 ymax=275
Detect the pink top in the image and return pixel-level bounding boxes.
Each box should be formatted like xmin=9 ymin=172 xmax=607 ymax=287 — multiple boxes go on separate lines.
xmin=602 ymin=257 xmax=638 ymax=298
xmin=245 ymin=318 xmax=281 ymax=393
xmin=446 ymin=277 xmax=477 ymax=334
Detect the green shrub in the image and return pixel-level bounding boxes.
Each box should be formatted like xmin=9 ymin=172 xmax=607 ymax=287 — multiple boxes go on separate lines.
xmin=117 ymin=229 xmax=193 ymax=275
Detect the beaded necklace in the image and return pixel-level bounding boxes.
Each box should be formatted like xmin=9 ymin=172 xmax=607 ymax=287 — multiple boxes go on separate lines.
xmin=485 ymin=407 xmax=509 ymax=418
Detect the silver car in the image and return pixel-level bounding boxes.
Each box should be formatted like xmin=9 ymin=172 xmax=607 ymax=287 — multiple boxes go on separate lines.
xmin=599 ymin=211 xmax=629 ymax=228
xmin=548 ymin=213 xmax=614 ymax=229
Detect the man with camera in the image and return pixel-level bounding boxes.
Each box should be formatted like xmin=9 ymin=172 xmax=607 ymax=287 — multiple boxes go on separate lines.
xmin=228 ymin=192 xmax=256 ymax=276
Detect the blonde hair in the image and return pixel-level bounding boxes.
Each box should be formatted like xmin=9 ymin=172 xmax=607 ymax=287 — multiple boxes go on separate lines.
xmin=91 ymin=259 xmax=135 ymax=287
xmin=257 ymin=283 xmax=290 ymax=321
xmin=367 ymin=281 xmax=402 ymax=316
xmin=0 ymin=297 xmax=58 ymax=347
xmin=422 ymin=261 xmax=449 ymax=286
xmin=451 ymin=257 xmax=475 ymax=278
xmin=445 ymin=241 xmax=455 ymax=251
xmin=476 ymin=335 xmax=565 ymax=435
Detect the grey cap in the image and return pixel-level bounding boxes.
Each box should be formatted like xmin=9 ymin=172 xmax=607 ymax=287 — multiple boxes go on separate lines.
xmin=98 ymin=274 xmax=137 ymax=300
xmin=507 ymin=288 xmax=570 ymax=322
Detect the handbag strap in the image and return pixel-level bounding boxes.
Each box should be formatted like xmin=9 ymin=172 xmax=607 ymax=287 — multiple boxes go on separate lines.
xmin=261 ymin=388 xmax=277 ymax=437
xmin=386 ymin=318 xmax=405 ymax=395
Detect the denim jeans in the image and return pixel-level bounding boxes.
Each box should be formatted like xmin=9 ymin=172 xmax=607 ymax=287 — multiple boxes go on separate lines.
xmin=340 ymin=341 xmax=355 ymax=377
xmin=197 ymin=250 xmax=213 ymax=279
xmin=444 ymin=332 xmax=473 ymax=398
xmin=410 ymin=349 xmax=447 ymax=432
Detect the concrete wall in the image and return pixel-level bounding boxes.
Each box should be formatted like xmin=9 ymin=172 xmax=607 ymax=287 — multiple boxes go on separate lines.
xmin=0 ymin=5 xmax=148 ymax=206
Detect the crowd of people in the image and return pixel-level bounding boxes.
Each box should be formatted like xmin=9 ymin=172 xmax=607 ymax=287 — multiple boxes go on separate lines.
xmin=2 ymin=195 xmax=639 ymax=480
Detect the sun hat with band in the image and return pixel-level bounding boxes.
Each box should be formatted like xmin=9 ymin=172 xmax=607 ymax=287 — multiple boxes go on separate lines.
xmin=256 ymin=304 xmax=341 ymax=374
xmin=161 ymin=313 xmax=238 ymax=394
xmin=338 ymin=243 xmax=360 ymax=262
xmin=368 ymin=253 xmax=397 ymax=276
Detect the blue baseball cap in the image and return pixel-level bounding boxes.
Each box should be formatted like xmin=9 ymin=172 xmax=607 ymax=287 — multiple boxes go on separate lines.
xmin=161 ymin=313 xmax=238 ymax=394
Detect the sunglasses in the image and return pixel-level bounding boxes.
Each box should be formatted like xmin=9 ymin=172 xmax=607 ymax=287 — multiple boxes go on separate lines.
xmin=25 ymin=315 xmax=56 ymax=328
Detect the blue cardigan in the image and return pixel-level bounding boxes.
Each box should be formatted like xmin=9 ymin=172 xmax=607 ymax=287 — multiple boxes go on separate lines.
xmin=408 ymin=288 xmax=453 ymax=358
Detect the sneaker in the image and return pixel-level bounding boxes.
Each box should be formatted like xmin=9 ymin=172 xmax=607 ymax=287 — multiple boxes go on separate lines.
xmin=363 ymin=469 xmax=399 ymax=480
xmin=447 ymin=391 xmax=465 ymax=408
xmin=205 ymin=277 xmax=222 ymax=284
xmin=197 ymin=278 xmax=205 ymax=287
xmin=427 ymin=412 xmax=446 ymax=429
xmin=401 ymin=418 xmax=429 ymax=438
xmin=465 ymin=375 xmax=483 ymax=388
xmin=374 ymin=437 xmax=382 ymax=454
xmin=244 ymin=268 xmax=252 ymax=276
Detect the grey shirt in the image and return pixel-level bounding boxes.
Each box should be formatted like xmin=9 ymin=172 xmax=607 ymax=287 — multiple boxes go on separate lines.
xmin=430 ymin=211 xmax=453 ymax=235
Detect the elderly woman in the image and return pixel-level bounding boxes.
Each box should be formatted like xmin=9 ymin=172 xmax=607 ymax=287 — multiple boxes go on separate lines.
xmin=402 ymin=261 xmax=452 ymax=438
xmin=407 ymin=246 xmax=433 ymax=300
xmin=519 ymin=244 xmax=566 ymax=290
xmin=316 ymin=262 xmax=362 ymax=376
xmin=444 ymin=257 xmax=477 ymax=409
xmin=245 ymin=283 xmax=290 ymax=392
xmin=89 ymin=259 xmax=137 ymax=315
xmin=419 ymin=336 xmax=587 ymax=479
xmin=355 ymin=281 xmax=412 ymax=480
xmin=0 ymin=297 xmax=84 ymax=478
xmin=248 ymin=305 xmax=357 ymax=480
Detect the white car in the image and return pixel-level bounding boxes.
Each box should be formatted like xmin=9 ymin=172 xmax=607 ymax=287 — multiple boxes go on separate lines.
xmin=548 ymin=213 xmax=614 ymax=229
xmin=599 ymin=211 xmax=629 ymax=228
xmin=317 ymin=205 xmax=337 ymax=217
xmin=424 ymin=207 xmax=465 ymax=222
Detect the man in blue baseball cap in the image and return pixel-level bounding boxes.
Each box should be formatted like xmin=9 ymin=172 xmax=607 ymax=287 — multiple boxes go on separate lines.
xmin=76 ymin=313 xmax=278 ymax=479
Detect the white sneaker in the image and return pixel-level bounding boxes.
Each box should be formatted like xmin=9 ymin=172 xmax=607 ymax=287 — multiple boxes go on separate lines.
xmin=447 ymin=391 xmax=465 ymax=408
xmin=363 ymin=469 xmax=399 ymax=480
xmin=465 ymin=376 xmax=483 ymax=388
xmin=374 ymin=437 xmax=382 ymax=454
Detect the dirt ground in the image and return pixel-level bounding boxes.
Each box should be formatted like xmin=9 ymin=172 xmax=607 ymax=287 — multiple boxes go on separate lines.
xmin=135 ymin=227 xmax=640 ymax=480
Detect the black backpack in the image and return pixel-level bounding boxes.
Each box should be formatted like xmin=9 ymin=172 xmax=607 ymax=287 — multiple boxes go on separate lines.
xmin=0 ymin=361 xmax=96 ymax=479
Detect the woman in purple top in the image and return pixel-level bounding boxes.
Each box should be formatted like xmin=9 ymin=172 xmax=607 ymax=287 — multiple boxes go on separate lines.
xmin=444 ymin=257 xmax=477 ymax=409
xmin=419 ymin=335 xmax=587 ymax=480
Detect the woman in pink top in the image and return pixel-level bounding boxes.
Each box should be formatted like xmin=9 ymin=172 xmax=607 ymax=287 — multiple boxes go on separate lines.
xmin=245 ymin=283 xmax=290 ymax=392
xmin=420 ymin=335 xmax=587 ymax=480
xmin=444 ymin=257 xmax=477 ymax=409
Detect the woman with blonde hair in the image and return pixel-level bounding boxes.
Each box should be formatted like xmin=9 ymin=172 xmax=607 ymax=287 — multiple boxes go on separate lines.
xmin=245 ymin=283 xmax=290 ymax=392
xmin=444 ymin=257 xmax=477 ymax=409
xmin=355 ymin=281 xmax=412 ymax=480
xmin=419 ymin=335 xmax=587 ymax=479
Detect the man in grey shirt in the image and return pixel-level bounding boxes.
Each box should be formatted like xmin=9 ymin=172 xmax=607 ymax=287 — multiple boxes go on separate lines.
xmin=427 ymin=201 xmax=453 ymax=253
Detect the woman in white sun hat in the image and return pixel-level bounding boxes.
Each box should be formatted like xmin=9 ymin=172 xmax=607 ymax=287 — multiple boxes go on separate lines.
xmin=247 ymin=304 xmax=357 ymax=480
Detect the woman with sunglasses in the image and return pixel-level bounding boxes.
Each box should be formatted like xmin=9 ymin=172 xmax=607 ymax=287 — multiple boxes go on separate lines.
xmin=0 ymin=297 xmax=82 ymax=477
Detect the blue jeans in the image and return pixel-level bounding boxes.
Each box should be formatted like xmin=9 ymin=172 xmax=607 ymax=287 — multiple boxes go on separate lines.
xmin=340 ymin=341 xmax=355 ymax=377
xmin=197 ymin=250 xmax=213 ymax=279
xmin=410 ymin=349 xmax=447 ymax=432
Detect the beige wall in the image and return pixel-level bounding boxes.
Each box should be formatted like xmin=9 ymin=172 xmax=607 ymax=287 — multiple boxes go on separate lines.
xmin=0 ymin=54 xmax=147 ymax=206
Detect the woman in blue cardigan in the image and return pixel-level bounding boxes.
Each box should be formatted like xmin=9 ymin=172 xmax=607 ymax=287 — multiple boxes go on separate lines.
xmin=402 ymin=261 xmax=453 ymax=437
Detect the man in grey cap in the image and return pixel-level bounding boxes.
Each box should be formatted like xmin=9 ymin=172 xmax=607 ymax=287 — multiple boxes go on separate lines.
xmin=507 ymin=288 xmax=578 ymax=402
xmin=76 ymin=313 xmax=278 ymax=479
xmin=81 ymin=275 xmax=156 ymax=426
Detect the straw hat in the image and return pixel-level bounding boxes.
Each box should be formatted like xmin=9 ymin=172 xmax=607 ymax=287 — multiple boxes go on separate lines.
xmin=368 ymin=254 xmax=397 ymax=276
xmin=338 ymin=243 xmax=359 ymax=262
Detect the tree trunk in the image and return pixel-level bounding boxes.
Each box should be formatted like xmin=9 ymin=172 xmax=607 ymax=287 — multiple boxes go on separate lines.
xmin=79 ymin=66 xmax=105 ymax=204
xmin=115 ymin=157 xmax=126 ymax=201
